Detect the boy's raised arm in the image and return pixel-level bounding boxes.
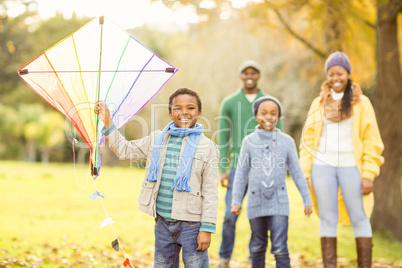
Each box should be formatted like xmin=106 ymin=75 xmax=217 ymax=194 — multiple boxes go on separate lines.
xmin=94 ymin=101 xmax=152 ymax=162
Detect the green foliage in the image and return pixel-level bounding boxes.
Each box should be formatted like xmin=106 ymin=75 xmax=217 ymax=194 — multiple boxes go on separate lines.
xmin=0 ymin=103 xmax=65 ymax=161
xmin=24 ymin=110 xmax=65 ymax=160
xmin=0 ymin=2 xmax=91 ymax=161
xmin=0 ymin=2 xmax=35 ymax=100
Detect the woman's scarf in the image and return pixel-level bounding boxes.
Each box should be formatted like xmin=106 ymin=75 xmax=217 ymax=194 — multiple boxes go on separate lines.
xmin=146 ymin=121 xmax=204 ymax=192
xmin=319 ymin=80 xmax=362 ymax=122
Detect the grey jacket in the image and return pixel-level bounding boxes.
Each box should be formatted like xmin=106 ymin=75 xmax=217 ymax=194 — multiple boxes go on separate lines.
xmin=105 ymin=128 xmax=220 ymax=224
xmin=232 ymin=128 xmax=312 ymax=219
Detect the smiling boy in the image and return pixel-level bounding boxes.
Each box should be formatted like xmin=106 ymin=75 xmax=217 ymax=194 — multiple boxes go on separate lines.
xmin=95 ymin=88 xmax=219 ymax=268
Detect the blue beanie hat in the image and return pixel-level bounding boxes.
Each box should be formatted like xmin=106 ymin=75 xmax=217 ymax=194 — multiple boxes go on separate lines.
xmin=324 ymin=51 xmax=351 ymax=74
xmin=252 ymin=96 xmax=282 ymax=119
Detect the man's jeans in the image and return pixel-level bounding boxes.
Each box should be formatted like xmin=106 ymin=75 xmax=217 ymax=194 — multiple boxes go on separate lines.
xmin=219 ymin=168 xmax=251 ymax=259
xmin=154 ymin=216 xmax=209 ymax=268
xmin=249 ymin=215 xmax=290 ymax=268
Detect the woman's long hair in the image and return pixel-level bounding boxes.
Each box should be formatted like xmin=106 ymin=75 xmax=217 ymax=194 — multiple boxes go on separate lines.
xmin=341 ymin=79 xmax=353 ymax=118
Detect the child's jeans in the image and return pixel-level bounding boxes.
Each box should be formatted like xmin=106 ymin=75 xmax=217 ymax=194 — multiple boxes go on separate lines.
xmin=311 ymin=165 xmax=372 ymax=237
xmin=154 ymin=215 xmax=209 ymax=268
xmin=249 ymin=215 xmax=290 ymax=268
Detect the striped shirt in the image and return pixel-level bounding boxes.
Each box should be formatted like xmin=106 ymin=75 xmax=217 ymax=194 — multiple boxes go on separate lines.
xmin=156 ymin=136 xmax=216 ymax=233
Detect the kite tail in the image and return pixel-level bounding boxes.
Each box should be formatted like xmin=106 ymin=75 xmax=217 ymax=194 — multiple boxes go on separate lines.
xmin=170 ymin=175 xmax=192 ymax=192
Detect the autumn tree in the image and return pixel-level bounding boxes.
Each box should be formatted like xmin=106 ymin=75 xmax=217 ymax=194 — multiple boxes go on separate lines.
xmin=266 ymin=0 xmax=402 ymax=241
xmin=371 ymin=0 xmax=402 ymax=240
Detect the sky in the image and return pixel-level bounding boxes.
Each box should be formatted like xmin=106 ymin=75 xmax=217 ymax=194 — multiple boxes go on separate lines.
xmin=4 ymin=0 xmax=256 ymax=30
xmin=8 ymin=0 xmax=200 ymax=30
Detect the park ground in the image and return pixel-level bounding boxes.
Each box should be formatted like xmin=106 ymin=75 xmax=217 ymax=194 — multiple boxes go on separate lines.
xmin=1 ymin=161 xmax=401 ymax=267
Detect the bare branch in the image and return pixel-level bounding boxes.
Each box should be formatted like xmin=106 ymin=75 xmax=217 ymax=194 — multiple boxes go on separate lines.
xmin=269 ymin=7 xmax=326 ymax=58
xmin=347 ymin=7 xmax=376 ymax=28
xmin=362 ymin=19 xmax=376 ymax=28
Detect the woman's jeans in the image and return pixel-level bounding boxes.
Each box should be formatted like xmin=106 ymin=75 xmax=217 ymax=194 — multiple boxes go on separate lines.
xmin=154 ymin=216 xmax=209 ymax=268
xmin=249 ymin=215 xmax=290 ymax=268
xmin=311 ymin=165 xmax=372 ymax=237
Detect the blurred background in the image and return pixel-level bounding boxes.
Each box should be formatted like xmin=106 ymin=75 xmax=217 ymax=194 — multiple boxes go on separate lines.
xmin=1 ymin=0 xmax=401 ymax=244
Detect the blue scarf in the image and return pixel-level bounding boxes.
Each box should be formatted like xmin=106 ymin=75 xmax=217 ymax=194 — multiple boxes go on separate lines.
xmin=146 ymin=121 xmax=204 ymax=192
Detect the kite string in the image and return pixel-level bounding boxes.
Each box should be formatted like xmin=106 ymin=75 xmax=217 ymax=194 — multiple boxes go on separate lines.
xmin=73 ymin=128 xmax=89 ymax=189
xmin=90 ymin=18 xmax=133 ymax=267
xmin=91 ymin=176 xmax=133 ymax=264
xmin=72 ymin=132 xmax=131 ymax=261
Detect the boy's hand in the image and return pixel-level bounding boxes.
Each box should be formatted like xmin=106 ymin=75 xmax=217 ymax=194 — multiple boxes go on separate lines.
xmin=304 ymin=206 xmax=313 ymax=217
xmin=231 ymin=205 xmax=241 ymax=215
xmin=220 ymin=173 xmax=230 ymax=188
xmin=196 ymin=231 xmax=211 ymax=251
xmin=94 ymin=101 xmax=112 ymax=128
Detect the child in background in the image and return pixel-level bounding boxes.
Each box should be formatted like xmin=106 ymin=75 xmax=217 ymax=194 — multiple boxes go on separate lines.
xmin=231 ymin=96 xmax=313 ymax=268
xmin=95 ymin=88 xmax=219 ymax=268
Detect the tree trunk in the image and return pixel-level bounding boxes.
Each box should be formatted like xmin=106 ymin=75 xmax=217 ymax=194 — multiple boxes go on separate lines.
xmin=371 ymin=0 xmax=402 ymax=240
xmin=41 ymin=148 xmax=50 ymax=163
xmin=324 ymin=2 xmax=342 ymax=53
xmin=26 ymin=140 xmax=36 ymax=162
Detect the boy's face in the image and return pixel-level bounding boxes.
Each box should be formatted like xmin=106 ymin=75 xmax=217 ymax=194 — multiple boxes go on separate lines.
xmin=169 ymin=94 xmax=202 ymax=128
xmin=256 ymin=100 xmax=279 ymax=132
xmin=240 ymin=67 xmax=260 ymax=91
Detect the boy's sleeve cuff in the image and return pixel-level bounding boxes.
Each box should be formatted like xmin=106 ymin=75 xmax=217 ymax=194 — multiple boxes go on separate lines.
xmin=101 ymin=122 xmax=116 ymax=136
xmin=200 ymin=222 xmax=216 ymax=233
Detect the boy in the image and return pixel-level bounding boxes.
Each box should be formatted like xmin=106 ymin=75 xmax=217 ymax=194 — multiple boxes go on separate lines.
xmin=231 ymin=96 xmax=312 ymax=268
xmin=95 ymin=88 xmax=219 ymax=268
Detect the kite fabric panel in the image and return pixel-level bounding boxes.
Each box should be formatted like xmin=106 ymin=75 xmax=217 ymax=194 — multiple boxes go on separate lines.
xmin=18 ymin=16 xmax=177 ymax=175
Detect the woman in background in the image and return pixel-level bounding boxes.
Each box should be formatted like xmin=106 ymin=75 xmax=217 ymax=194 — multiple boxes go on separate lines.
xmin=299 ymin=51 xmax=384 ymax=268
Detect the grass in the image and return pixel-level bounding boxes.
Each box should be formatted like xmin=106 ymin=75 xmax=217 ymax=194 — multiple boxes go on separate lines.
xmin=0 ymin=160 xmax=401 ymax=267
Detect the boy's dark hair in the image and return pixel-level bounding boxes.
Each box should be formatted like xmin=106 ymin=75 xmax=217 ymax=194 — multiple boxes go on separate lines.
xmin=168 ymin=88 xmax=202 ymax=112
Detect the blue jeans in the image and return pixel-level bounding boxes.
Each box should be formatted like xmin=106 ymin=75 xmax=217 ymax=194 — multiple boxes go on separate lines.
xmin=311 ymin=165 xmax=372 ymax=237
xmin=154 ymin=216 xmax=209 ymax=268
xmin=219 ymin=168 xmax=251 ymax=259
xmin=249 ymin=216 xmax=290 ymax=268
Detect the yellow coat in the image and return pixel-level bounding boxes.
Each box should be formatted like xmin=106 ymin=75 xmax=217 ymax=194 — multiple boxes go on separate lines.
xmin=299 ymin=95 xmax=384 ymax=224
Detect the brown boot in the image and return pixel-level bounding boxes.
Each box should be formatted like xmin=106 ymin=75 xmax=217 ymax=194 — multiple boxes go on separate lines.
xmin=356 ymin=237 xmax=372 ymax=268
xmin=321 ymin=237 xmax=337 ymax=268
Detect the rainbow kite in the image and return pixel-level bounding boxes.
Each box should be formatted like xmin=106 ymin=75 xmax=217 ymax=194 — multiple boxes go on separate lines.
xmin=18 ymin=16 xmax=177 ymax=177
xmin=18 ymin=16 xmax=177 ymax=267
